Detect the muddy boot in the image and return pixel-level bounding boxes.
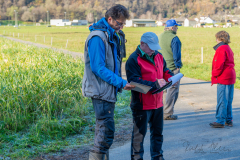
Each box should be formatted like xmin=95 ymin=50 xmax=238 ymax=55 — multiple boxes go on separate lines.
xmin=105 ymin=150 xmax=109 ymax=160
xmin=89 ymin=151 xmax=105 ymax=160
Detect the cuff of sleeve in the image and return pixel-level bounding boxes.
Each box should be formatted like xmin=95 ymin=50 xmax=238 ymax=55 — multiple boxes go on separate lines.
xmin=122 ymin=79 xmax=128 ymax=88
xmin=155 ymin=80 xmax=160 ymax=89
xmin=150 ymin=81 xmax=160 ymax=91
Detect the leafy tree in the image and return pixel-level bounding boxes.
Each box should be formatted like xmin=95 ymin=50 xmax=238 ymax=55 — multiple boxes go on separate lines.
xmin=21 ymin=10 xmax=32 ymax=21
xmin=0 ymin=0 xmax=238 ymax=21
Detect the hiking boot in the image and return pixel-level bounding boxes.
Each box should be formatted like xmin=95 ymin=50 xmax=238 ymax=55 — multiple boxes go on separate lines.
xmin=225 ymin=121 xmax=233 ymax=127
xmin=209 ymin=122 xmax=224 ymax=128
xmin=164 ymin=115 xmax=178 ymax=120
xmin=152 ymin=156 xmax=165 ymax=160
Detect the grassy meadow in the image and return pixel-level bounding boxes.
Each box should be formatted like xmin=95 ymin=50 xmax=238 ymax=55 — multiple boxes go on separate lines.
xmin=0 ymin=25 xmax=240 ymax=158
xmin=0 ymin=38 xmax=132 ymax=159
xmin=0 ymin=25 xmax=239 ymax=88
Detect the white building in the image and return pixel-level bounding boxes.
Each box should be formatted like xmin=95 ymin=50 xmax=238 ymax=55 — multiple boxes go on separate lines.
xmin=184 ymin=18 xmax=197 ymax=27
xmin=50 ymin=19 xmax=70 ymax=26
xmin=72 ymin=20 xmax=88 ymax=26
xmin=174 ymin=18 xmax=185 ymax=26
xmin=194 ymin=18 xmax=199 ymax=22
xmin=156 ymin=21 xmax=163 ymax=26
xmin=50 ymin=19 xmax=88 ymax=26
xmin=125 ymin=19 xmax=157 ymax=27
xmin=199 ymin=17 xmax=215 ymax=24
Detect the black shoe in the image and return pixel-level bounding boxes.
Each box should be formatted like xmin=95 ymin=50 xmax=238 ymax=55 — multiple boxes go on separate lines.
xmin=152 ymin=155 xmax=165 ymax=160
xmin=164 ymin=115 xmax=178 ymax=120
xmin=209 ymin=122 xmax=224 ymax=128
xmin=225 ymin=121 xmax=233 ymax=127
xmin=89 ymin=152 xmax=106 ymax=160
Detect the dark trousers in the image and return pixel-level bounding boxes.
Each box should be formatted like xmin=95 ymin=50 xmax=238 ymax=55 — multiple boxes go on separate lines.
xmin=91 ymin=98 xmax=115 ymax=154
xmin=131 ymin=107 xmax=164 ymax=160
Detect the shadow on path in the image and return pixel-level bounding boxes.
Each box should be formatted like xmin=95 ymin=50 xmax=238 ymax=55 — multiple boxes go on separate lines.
xmin=180 ymin=82 xmax=211 ymax=85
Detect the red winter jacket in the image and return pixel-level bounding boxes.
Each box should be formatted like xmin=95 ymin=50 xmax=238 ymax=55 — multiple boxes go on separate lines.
xmin=211 ymin=42 xmax=236 ymax=85
xmin=125 ymin=47 xmax=173 ymax=110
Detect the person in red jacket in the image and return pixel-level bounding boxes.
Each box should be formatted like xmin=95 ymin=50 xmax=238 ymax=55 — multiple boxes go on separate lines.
xmin=126 ymin=32 xmax=174 ymax=160
xmin=210 ymin=31 xmax=236 ymax=128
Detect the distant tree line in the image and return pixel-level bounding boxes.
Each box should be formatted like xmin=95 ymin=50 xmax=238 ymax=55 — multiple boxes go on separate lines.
xmin=1 ymin=0 xmax=240 ymax=23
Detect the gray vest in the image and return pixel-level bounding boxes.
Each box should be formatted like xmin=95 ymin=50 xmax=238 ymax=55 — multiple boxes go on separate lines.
xmin=82 ymin=31 xmax=117 ymax=102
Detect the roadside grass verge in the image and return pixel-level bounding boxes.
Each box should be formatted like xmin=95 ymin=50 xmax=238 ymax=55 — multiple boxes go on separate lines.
xmin=0 ymin=38 xmax=132 ymax=159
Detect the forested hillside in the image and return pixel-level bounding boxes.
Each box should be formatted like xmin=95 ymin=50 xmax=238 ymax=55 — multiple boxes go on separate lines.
xmin=0 ymin=0 xmax=240 ymax=22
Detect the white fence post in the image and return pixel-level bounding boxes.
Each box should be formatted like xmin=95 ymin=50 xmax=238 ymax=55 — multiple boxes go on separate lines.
xmin=51 ymin=37 xmax=53 ymax=46
xmin=13 ymin=33 xmax=14 ymax=37
xmin=201 ymin=47 xmax=203 ymax=63
xmin=66 ymin=39 xmax=68 ymax=48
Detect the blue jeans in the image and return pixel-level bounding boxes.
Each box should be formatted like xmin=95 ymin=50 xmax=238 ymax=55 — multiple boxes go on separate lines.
xmin=215 ymin=84 xmax=234 ymax=124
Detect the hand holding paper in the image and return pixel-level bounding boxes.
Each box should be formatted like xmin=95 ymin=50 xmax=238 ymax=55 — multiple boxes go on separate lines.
xmin=168 ymin=73 xmax=184 ymax=86
xmin=152 ymin=73 xmax=184 ymax=95
xmin=157 ymin=79 xmax=166 ymax=87
xmin=172 ymin=81 xmax=179 ymax=87
xmin=123 ymin=83 xmax=135 ymax=90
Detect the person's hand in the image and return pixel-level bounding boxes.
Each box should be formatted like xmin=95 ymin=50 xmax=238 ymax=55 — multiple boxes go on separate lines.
xmin=172 ymin=80 xmax=179 ymax=87
xmin=123 ymin=83 xmax=135 ymax=90
xmin=157 ymin=79 xmax=166 ymax=87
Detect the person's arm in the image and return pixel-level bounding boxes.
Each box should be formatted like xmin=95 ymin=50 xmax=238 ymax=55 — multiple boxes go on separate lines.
xmin=88 ymin=36 xmax=127 ymax=89
xmin=125 ymin=56 xmax=160 ymax=91
xmin=171 ymin=37 xmax=182 ymax=69
xmin=212 ymin=49 xmax=226 ymax=77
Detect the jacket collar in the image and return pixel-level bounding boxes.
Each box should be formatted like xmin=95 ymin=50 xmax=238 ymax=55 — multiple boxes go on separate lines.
xmin=89 ymin=18 xmax=116 ymax=42
xmin=136 ymin=46 xmax=157 ymax=57
xmin=164 ymin=30 xmax=176 ymax=35
xmin=213 ymin=42 xmax=228 ymax=51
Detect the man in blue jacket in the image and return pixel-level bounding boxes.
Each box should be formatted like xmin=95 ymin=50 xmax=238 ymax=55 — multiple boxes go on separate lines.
xmin=82 ymin=4 xmax=134 ymax=160
xmin=159 ymin=19 xmax=183 ymax=120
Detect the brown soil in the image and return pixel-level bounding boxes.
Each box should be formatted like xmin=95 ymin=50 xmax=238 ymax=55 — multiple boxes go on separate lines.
xmin=35 ymin=115 xmax=133 ymax=160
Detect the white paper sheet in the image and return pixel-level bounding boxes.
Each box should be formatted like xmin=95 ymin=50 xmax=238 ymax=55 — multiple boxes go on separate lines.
xmin=168 ymin=73 xmax=184 ymax=86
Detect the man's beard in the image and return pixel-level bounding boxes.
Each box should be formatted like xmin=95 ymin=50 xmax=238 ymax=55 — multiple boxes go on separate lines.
xmin=109 ymin=24 xmax=120 ymax=32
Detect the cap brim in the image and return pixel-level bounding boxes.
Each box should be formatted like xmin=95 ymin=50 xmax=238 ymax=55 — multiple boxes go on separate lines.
xmin=148 ymin=43 xmax=161 ymax=50
xmin=176 ymin=23 xmax=181 ymax=26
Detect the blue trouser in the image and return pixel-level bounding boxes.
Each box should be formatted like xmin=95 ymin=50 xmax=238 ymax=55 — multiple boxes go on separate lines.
xmin=91 ymin=98 xmax=115 ymax=154
xmin=131 ymin=107 xmax=164 ymax=160
xmin=215 ymin=84 xmax=234 ymax=124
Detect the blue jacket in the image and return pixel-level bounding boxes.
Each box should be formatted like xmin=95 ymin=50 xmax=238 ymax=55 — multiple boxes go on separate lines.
xmin=88 ymin=18 xmax=127 ymax=91
xmin=171 ymin=37 xmax=182 ymax=69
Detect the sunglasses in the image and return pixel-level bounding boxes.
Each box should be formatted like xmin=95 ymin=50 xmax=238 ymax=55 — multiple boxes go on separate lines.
xmin=114 ymin=19 xmax=125 ymax=27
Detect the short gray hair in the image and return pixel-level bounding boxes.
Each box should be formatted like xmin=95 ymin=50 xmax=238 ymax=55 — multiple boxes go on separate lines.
xmin=164 ymin=27 xmax=173 ymax=31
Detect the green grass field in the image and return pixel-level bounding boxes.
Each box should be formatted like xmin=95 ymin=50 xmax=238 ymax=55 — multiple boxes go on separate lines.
xmin=1 ymin=25 xmax=239 ymax=88
xmin=0 ymin=38 xmax=132 ymax=159
xmin=0 ymin=25 xmax=240 ymax=158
